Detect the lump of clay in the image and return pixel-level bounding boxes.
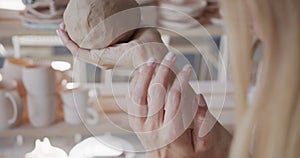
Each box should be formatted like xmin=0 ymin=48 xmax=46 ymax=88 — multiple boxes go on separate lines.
xmin=63 ymin=0 xmax=141 ymax=49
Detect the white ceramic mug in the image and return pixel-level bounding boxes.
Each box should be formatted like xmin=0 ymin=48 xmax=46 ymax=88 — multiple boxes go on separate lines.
xmin=2 ymin=58 xmax=32 ymax=97
xmin=0 ymin=81 xmax=23 ymax=130
xmin=63 ymin=105 xmax=99 ymax=125
xmin=2 ymin=58 xmax=32 ymax=81
xmin=22 ymin=64 xmax=56 ymax=96
xmin=27 ymin=94 xmax=57 ymax=127
xmin=61 ymin=87 xmax=99 ymax=125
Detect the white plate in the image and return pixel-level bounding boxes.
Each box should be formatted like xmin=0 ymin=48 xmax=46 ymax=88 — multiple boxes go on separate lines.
xmin=69 ymin=134 xmax=136 ymax=158
xmin=159 ymin=19 xmax=199 ymax=29
xmin=136 ymin=0 xmax=155 ymax=5
xmin=159 ymin=7 xmax=204 ymax=22
xmin=159 ymin=1 xmax=207 ymax=15
xmin=210 ymin=18 xmax=224 ymax=26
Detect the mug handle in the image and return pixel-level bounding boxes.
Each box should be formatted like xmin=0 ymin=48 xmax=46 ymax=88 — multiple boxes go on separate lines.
xmin=6 ymin=92 xmax=23 ymax=126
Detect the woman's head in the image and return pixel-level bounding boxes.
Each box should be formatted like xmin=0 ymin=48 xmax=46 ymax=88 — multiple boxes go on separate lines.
xmin=221 ymin=0 xmax=300 ymax=158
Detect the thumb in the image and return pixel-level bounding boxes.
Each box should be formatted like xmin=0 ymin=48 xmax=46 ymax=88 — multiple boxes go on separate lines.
xmin=192 ymin=94 xmax=215 ymax=152
xmin=195 ymin=94 xmax=217 ymax=138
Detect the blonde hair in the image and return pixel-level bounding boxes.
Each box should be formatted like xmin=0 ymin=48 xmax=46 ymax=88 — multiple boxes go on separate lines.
xmin=221 ymin=0 xmax=300 ymax=158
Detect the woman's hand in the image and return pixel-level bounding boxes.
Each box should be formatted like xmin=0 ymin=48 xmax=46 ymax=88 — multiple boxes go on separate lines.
xmin=127 ymin=52 xmax=232 ymax=158
xmin=56 ymin=23 xmax=168 ymax=69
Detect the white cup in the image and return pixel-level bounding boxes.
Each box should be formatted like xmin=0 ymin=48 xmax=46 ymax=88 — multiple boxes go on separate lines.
xmin=61 ymin=87 xmax=99 ymax=125
xmin=22 ymin=64 xmax=56 ymax=96
xmin=63 ymin=105 xmax=99 ymax=125
xmin=2 ymin=58 xmax=32 ymax=82
xmin=0 ymin=81 xmax=23 ymax=130
xmin=27 ymin=94 xmax=58 ymax=127
xmin=2 ymin=58 xmax=32 ymax=97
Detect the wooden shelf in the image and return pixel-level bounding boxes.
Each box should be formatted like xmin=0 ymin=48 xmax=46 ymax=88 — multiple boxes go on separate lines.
xmin=0 ymin=81 xmax=236 ymax=138
xmin=0 ymin=18 xmax=222 ymax=38
xmin=159 ymin=24 xmax=223 ymax=37
xmin=0 ymin=20 xmax=55 ymax=38
xmin=0 ymin=113 xmax=129 ymax=138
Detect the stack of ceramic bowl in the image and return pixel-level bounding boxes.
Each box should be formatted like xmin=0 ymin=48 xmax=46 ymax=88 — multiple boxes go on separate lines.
xmin=203 ymin=0 xmax=222 ymax=25
xmin=158 ymin=0 xmax=207 ymax=29
xmin=19 ymin=0 xmax=68 ymax=29
xmin=22 ymin=64 xmax=58 ymax=127
xmin=136 ymin=0 xmax=155 ymax=5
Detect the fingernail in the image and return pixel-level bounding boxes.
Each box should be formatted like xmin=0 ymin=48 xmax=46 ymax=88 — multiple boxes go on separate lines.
xmin=139 ymin=58 xmax=155 ymax=72
xmin=164 ymin=52 xmax=175 ymax=61
xmin=182 ymin=64 xmax=192 ymax=72
xmin=147 ymin=57 xmax=155 ymax=66
xmin=56 ymin=30 xmax=60 ymax=36
xmin=59 ymin=23 xmax=64 ymax=29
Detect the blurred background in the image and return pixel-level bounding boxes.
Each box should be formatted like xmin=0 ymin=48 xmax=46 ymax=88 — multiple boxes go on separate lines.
xmin=0 ymin=0 xmax=242 ymax=157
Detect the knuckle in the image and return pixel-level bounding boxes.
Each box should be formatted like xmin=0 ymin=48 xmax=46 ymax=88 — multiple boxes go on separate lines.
xmin=96 ymin=57 xmax=112 ymax=70
xmin=158 ymin=65 xmax=170 ymax=75
xmin=139 ymin=68 xmax=151 ymax=76
xmin=149 ymin=84 xmax=166 ymax=99
xmin=150 ymin=84 xmax=163 ymax=93
xmin=169 ymin=89 xmax=181 ymax=98
xmin=145 ymin=120 xmax=160 ymax=130
xmin=129 ymin=118 xmax=144 ymax=131
xmin=134 ymin=46 xmax=148 ymax=61
xmin=178 ymin=73 xmax=189 ymax=84
xmin=177 ymin=75 xmax=186 ymax=83
xmin=132 ymin=91 xmax=143 ymax=103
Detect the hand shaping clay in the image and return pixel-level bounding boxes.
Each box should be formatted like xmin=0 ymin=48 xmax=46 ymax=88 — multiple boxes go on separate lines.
xmin=63 ymin=0 xmax=141 ymax=49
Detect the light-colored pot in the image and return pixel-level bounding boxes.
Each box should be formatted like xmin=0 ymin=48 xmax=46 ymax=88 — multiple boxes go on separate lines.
xmin=27 ymin=94 xmax=57 ymax=127
xmin=22 ymin=64 xmax=56 ymax=96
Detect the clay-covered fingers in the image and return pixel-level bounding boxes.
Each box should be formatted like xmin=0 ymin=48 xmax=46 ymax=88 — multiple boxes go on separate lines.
xmin=164 ymin=64 xmax=192 ymax=124
xmin=57 ymin=26 xmax=167 ymax=70
xmin=57 ymin=22 xmax=125 ymax=69
xmin=146 ymin=52 xmax=176 ymax=122
xmin=56 ymin=28 xmax=80 ymax=55
xmin=129 ymin=58 xmax=156 ymax=117
xmin=90 ymin=41 xmax=139 ymax=69
xmin=59 ymin=22 xmax=66 ymax=31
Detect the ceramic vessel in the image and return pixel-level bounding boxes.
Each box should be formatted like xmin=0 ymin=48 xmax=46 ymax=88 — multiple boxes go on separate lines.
xmin=27 ymin=94 xmax=57 ymax=127
xmin=22 ymin=64 xmax=56 ymax=96
xmin=2 ymin=58 xmax=31 ymax=81
xmin=0 ymin=81 xmax=23 ymax=130
xmin=2 ymin=58 xmax=32 ymax=97
xmin=60 ymin=86 xmax=99 ymax=125
xmin=69 ymin=134 xmax=136 ymax=158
